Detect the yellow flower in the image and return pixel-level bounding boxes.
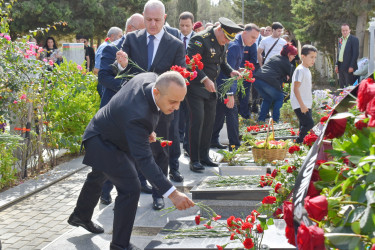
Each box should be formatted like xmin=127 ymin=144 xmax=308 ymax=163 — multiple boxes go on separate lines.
xmin=231 ymin=145 xmax=235 ymax=149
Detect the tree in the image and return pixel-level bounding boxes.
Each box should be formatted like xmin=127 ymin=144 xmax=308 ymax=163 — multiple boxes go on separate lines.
xmin=177 ymin=0 xmax=197 ymax=21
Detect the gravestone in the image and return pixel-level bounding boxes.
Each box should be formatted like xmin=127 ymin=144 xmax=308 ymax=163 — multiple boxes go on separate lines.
xmin=368 ymin=18 xmax=375 ymax=75
xmin=219 ymin=163 xmax=274 ymax=176
xmin=62 ymin=43 xmax=85 ymax=65
xmin=145 ymin=220 xmax=295 ymax=250
xmin=191 ymin=176 xmax=271 ymax=217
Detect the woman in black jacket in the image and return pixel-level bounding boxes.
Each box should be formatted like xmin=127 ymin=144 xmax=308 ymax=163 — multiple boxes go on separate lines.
xmin=253 ymin=43 xmax=298 ymax=122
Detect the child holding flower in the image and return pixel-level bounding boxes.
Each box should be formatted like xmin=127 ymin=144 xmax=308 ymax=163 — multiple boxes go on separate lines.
xmin=290 ymin=45 xmax=318 ymax=143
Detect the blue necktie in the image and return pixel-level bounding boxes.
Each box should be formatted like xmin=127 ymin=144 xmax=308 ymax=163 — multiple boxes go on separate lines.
xmin=148 ymin=35 xmax=155 ymax=71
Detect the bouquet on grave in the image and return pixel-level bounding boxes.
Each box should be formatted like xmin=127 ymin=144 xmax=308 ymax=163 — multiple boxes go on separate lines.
xmin=219 ymin=60 xmax=255 ymax=99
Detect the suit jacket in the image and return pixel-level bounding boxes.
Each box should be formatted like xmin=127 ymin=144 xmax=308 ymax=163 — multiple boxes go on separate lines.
xmin=82 ymin=72 xmax=173 ymax=194
xmin=165 ymin=25 xmax=180 ymax=39
xmin=187 ymin=27 xmax=233 ymax=99
xmin=98 ymin=35 xmax=126 ymax=107
xmin=121 ymin=27 xmax=186 ymax=76
xmin=336 ymin=34 xmax=359 ymax=71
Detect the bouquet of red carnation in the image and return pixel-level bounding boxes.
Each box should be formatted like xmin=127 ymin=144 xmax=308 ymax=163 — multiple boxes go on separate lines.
xmin=186 ymin=53 xmax=204 ymax=71
xmin=170 ymin=65 xmax=197 ymax=86
xmin=219 ymin=60 xmax=255 ymax=98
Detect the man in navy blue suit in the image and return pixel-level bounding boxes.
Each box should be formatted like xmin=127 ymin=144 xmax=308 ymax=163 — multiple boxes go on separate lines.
xmin=97 ymin=13 xmax=149 ymax=206
xmin=68 ymin=71 xmax=194 ymax=250
xmin=335 ymin=23 xmax=359 ymax=88
xmin=211 ymin=23 xmax=260 ymax=150
xmin=116 ymin=0 xmax=186 ymax=211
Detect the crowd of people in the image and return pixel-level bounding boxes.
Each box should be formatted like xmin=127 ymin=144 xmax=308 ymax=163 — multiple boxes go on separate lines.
xmin=54 ymin=1 xmax=359 ymax=249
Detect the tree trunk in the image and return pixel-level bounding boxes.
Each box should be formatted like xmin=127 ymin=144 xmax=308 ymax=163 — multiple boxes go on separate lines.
xmin=355 ymin=0 xmax=369 ymax=58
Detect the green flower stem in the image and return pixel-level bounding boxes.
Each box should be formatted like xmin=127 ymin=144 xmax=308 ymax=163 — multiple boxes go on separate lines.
xmin=339 ymin=201 xmax=367 ymax=206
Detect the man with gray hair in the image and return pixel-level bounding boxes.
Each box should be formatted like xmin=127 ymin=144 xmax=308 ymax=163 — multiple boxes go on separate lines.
xmin=68 ymin=71 xmax=194 ymax=250
xmin=93 ymin=27 xmax=123 ymax=76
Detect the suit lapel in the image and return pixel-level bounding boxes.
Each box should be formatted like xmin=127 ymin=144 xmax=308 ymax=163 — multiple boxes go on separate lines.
xmin=138 ymin=29 xmax=148 ymax=70
xmin=151 ymin=31 xmax=171 ymax=70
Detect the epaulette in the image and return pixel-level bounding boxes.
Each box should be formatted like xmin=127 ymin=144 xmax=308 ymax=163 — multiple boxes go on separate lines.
xmin=202 ymin=32 xmax=210 ymax=38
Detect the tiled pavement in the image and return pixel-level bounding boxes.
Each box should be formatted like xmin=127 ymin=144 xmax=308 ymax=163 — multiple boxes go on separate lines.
xmin=0 ymin=166 xmax=116 ymax=249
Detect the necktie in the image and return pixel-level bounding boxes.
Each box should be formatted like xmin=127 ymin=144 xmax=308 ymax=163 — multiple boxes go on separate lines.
xmin=148 ymin=35 xmax=155 ymax=71
xmin=183 ymin=36 xmax=187 ymax=51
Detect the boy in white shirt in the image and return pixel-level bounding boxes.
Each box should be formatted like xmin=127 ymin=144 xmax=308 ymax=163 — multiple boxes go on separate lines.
xmin=290 ymin=45 xmax=318 ymax=143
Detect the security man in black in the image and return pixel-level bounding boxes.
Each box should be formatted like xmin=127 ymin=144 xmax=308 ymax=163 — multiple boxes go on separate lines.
xmin=186 ymin=17 xmax=243 ymax=172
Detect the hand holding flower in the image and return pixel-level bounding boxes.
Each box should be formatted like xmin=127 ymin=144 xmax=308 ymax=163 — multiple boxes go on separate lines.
xmin=116 ymin=50 xmax=129 ymax=68
xmin=226 ymin=95 xmax=235 ymax=109
xmin=149 ymin=132 xmax=156 ymax=143
xmin=168 ymin=190 xmax=195 ymax=210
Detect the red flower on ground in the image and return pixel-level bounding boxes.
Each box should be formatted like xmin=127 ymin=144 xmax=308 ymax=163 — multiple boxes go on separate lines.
xmin=212 ymin=215 xmax=222 ymax=221
xmin=320 ymin=115 xmax=329 ymax=123
xmin=227 ymin=216 xmax=236 ymax=228
xmin=243 ymin=238 xmax=254 ymax=249
xmin=271 ymin=169 xmax=278 ymax=178
xmin=366 ymin=97 xmax=375 ymax=127
xmin=274 ymin=208 xmax=283 ymax=218
xmin=262 ymin=196 xmax=276 ymax=204
xmin=357 ymin=77 xmax=375 ymax=112
xmin=204 ymin=224 xmax=213 ymax=229
xmin=304 ymin=195 xmax=328 ymax=221
xmin=297 ymin=223 xmax=325 ymax=250
xmin=251 ymin=210 xmax=260 ymax=218
xmin=303 ymin=132 xmax=318 ymax=146
xmin=290 ymin=129 xmax=296 ymax=136
xmin=285 ymin=225 xmax=296 ymax=246
xmin=230 ymin=232 xmax=235 ymax=240
xmin=287 ymin=166 xmax=296 ymax=173
xmin=275 ymin=182 xmax=282 ymax=193
xmin=256 ymin=224 xmax=263 ymax=233
xmin=216 ymin=245 xmax=223 ymax=250
xmin=246 ymin=215 xmax=255 ymax=223
xmin=283 ymin=201 xmax=294 ymax=227
xmin=288 ymin=145 xmax=301 ymax=154
xmin=195 ymin=215 xmax=201 ymax=225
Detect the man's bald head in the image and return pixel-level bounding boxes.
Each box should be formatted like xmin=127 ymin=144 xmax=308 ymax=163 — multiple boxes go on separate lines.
xmin=143 ymin=0 xmax=165 ymax=15
xmin=125 ymin=13 xmax=145 ymax=33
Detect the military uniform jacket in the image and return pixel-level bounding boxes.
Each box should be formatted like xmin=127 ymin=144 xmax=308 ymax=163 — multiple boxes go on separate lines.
xmin=187 ymin=27 xmax=233 ymax=99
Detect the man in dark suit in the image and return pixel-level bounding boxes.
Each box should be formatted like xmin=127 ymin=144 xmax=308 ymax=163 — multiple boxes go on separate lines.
xmin=186 ymin=17 xmax=242 ymax=172
xmin=335 ymin=23 xmax=359 ymax=88
xmin=97 ymin=13 xmax=152 ymax=206
xmin=68 ymin=71 xmax=194 ymax=250
xmin=211 ymin=24 xmax=260 ymax=150
xmin=116 ymin=0 xmax=185 ymax=210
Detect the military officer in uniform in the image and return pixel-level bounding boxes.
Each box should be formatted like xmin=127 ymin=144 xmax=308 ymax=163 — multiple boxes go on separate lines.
xmin=186 ymin=17 xmax=243 ymax=172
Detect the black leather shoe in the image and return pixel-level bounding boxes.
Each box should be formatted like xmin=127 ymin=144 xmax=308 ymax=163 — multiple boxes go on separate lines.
xmin=141 ymin=183 xmax=152 ymax=194
xmin=189 ymin=161 xmax=205 ymax=172
xmin=68 ymin=213 xmax=104 ymax=234
xmin=201 ymin=157 xmax=218 ymax=167
xmin=100 ymin=196 xmax=112 ymax=205
xmin=152 ymin=198 xmax=165 ymax=210
xmin=169 ymin=171 xmax=184 ymax=182
xmin=210 ymin=142 xmax=227 ymax=149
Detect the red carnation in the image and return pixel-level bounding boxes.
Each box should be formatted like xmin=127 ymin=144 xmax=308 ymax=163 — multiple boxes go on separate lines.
xmin=287 ymin=166 xmax=296 ymax=173
xmin=246 ymin=215 xmax=255 ymax=223
xmin=357 ymin=77 xmax=375 ymax=112
xmin=366 ymin=98 xmax=375 ymax=127
xmin=197 ymin=61 xmax=204 ymax=70
xmin=167 ymin=141 xmax=173 ymax=146
xmin=230 ymin=232 xmax=235 ymax=240
xmin=212 ymin=214 xmax=222 ymax=221
xmin=256 ymin=224 xmax=263 ymax=233
xmin=274 ymin=208 xmax=283 ymax=219
xmin=227 ymin=216 xmax=236 ymax=228
xmin=262 ymin=196 xmax=276 ymax=204
xmin=297 ymin=223 xmax=325 ymax=250
xmin=185 ymin=55 xmax=191 ymax=65
xmin=216 ymin=245 xmax=223 ymax=250
xmin=355 ymin=119 xmax=368 ymax=130
xmin=275 ymin=182 xmax=282 ymax=193
xmin=316 ymin=160 xmax=327 ymax=167
xmin=311 ymin=168 xmax=321 ymax=181
xmin=285 ymin=225 xmax=296 ymax=246
xmin=303 ymin=132 xmax=318 ymax=146
xmin=224 ymin=98 xmax=229 ymax=104
xmin=241 ymin=222 xmax=252 ymax=230
xmin=283 ymin=201 xmax=294 ymax=227
xmin=251 ymin=210 xmax=260 ymax=218
xmin=204 ymin=224 xmax=213 ymax=229
xmin=160 ymin=141 xmax=167 ymax=147
xmin=271 ymin=169 xmax=278 ymax=178
xmin=304 ymin=195 xmax=328 ymax=221
xmin=195 ymin=215 xmax=201 ymax=225
xmin=288 ymin=145 xmax=300 ymax=154
xmin=104 ymin=37 xmax=110 ymax=42
xmin=320 ymin=116 xmax=329 ymax=123
xmin=243 ymin=238 xmax=254 ymax=249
